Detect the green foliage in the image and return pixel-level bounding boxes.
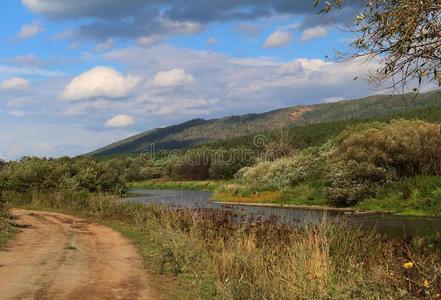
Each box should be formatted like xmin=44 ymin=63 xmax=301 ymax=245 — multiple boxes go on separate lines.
xmin=0 ymin=157 xmax=127 ymax=195
xmin=165 ymin=148 xmax=254 ymax=181
xmin=357 ymin=176 xmax=441 ymax=216
xmin=238 ymin=147 xmax=325 ymax=190
xmin=325 ymin=120 xmax=441 ymax=206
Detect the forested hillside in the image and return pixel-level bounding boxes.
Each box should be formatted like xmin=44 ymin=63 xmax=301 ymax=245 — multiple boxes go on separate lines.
xmin=91 ymin=90 xmax=441 ymax=157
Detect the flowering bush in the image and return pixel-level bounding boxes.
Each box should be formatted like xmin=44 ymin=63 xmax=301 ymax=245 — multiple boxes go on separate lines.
xmin=325 ymin=120 xmax=441 ymax=206
xmin=237 ymin=147 xmax=325 ymax=189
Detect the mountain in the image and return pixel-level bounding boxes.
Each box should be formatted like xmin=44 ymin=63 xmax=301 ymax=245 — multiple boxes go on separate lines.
xmin=90 ymin=90 xmax=441 ymax=157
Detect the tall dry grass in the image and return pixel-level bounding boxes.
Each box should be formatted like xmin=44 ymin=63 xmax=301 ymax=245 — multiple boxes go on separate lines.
xmin=6 ymin=190 xmax=441 ymax=299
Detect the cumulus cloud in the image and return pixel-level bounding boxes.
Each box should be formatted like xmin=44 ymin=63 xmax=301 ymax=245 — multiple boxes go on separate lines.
xmin=153 ymin=68 xmax=194 ymax=87
xmin=207 ymin=37 xmax=217 ymax=45
xmin=301 ymin=26 xmax=328 ymax=41
xmin=61 ymin=66 xmax=142 ymax=101
xmin=17 ymin=21 xmax=44 ymax=39
xmin=21 ymin=0 xmax=357 ymax=41
xmin=0 ymin=77 xmax=29 ymax=90
xmin=264 ymin=31 xmax=291 ymax=48
xmin=104 ymin=114 xmax=135 ymax=128
xmin=103 ymin=45 xmax=383 ymax=120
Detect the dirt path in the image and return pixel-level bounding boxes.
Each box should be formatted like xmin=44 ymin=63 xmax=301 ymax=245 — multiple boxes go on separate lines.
xmin=0 ymin=209 xmax=158 ymax=300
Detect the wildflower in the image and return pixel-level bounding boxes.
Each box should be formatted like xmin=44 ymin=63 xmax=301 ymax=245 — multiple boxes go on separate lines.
xmin=402 ymin=262 xmax=414 ymax=269
xmin=423 ymin=279 xmax=430 ymax=288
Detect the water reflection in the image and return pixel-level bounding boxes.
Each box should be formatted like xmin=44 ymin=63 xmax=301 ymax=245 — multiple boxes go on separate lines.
xmin=126 ymin=189 xmax=441 ymax=237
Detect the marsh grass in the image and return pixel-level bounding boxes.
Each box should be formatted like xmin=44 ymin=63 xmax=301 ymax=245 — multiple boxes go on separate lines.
xmin=6 ymin=191 xmax=441 ymax=299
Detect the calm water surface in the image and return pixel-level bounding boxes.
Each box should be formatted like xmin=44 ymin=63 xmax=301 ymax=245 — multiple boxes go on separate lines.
xmin=126 ymin=189 xmax=441 ymax=237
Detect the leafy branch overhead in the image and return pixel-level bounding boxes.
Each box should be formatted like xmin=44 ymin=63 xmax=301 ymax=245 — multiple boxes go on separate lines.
xmin=315 ymin=0 xmax=441 ymax=90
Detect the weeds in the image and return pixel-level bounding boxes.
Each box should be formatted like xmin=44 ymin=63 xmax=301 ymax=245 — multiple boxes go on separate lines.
xmin=7 ymin=191 xmax=441 ymax=299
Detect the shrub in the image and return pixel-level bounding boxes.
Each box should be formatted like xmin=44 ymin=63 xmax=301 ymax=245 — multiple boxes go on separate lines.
xmin=165 ymin=148 xmax=253 ymax=181
xmin=325 ymin=161 xmax=391 ymax=207
xmin=238 ymin=147 xmax=324 ymax=189
xmin=0 ymin=157 xmax=127 ymax=195
xmin=325 ymin=120 xmax=441 ymax=206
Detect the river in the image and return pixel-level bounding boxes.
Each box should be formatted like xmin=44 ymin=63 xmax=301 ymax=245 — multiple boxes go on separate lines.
xmin=126 ymin=188 xmax=441 ymax=237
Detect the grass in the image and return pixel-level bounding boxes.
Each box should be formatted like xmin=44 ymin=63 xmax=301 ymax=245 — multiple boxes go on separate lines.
xmin=129 ymin=179 xmax=223 ymax=191
xmin=357 ymin=176 xmax=441 ymax=216
xmin=6 ymin=190 xmax=441 ymax=299
xmin=139 ymin=177 xmax=441 ymax=216
xmin=0 ymin=218 xmax=15 ymax=249
xmin=0 ymin=202 xmax=15 ymax=249
xmin=213 ymin=180 xmax=328 ymax=207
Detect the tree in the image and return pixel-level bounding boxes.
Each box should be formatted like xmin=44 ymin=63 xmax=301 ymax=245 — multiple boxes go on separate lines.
xmin=315 ymin=0 xmax=441 ymax=92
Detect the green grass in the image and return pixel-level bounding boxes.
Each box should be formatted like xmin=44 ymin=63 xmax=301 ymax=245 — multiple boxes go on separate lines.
xmin=129 ymin=179 xmax=223 ymax=191
xmin=136 ymin=177 xmax=440 ymax=216
xmin=0 ymin=221 xmax=15 ymax=249
xmin=357 ymin=176 xmax=441 ymax=216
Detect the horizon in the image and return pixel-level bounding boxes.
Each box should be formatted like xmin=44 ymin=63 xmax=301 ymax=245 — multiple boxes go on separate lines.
xmin=0 ymin=1 xmax=436 ymax=160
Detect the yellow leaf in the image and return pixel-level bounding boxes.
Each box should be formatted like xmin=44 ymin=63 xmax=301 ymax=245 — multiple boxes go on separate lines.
xmin=402 ymin=262 xmax=414 ymax=269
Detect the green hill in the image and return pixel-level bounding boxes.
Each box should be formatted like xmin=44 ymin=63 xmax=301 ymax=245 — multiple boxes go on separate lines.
xmin=90 ymin=90 xmax=441 ymax=157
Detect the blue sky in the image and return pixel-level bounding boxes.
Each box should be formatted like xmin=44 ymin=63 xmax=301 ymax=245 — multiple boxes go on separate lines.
xmin=1 ymin=0 xmax=385 ymax=160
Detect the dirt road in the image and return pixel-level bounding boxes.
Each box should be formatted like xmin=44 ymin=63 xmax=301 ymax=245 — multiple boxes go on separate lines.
xmin=0 ymin=209 xmax=157 ymax=300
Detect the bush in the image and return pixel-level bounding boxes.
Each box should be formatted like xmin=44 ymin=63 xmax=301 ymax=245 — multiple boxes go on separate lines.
xmin=325 ymin=120 xmax=441 ymax=206
xmin=165 ymin=148 xmax=253 ymax=181
xmin=325 ymin=161 xmax=391 ymax=207
xmin=238 ymin=147 xmax=324 ymax=189
xmin=0 ymin=157 xmax=127 ymax=195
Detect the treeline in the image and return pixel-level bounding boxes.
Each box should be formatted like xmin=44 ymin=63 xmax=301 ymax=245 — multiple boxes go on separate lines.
xmin=201 ymin=103 xmax=441 ymax=152
xmin=0 ymin=156 xmax=127 ymax=195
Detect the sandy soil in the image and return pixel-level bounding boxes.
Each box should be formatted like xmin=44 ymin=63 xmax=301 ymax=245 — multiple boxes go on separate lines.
xmin=0 ymin=209 xmax=158 ymax=300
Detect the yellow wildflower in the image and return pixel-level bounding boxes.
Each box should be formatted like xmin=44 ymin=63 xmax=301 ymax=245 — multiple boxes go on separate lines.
xmin=423 ymin=279 xmax=430 ymax=288
xmin=402 ymin=262 xmax=414 ymax=269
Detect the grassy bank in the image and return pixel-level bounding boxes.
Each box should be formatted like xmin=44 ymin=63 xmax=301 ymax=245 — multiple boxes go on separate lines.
xmin=132 ymin=177 xmax=441 ymax=216
xmin=129 ymin=180 xmax=223 ymax=191
xmin=6 ymin=191 xmax=441 ymax=299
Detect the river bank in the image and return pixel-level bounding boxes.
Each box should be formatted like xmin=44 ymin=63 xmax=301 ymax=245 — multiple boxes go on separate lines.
xmin=7 ymin=190 xmax=441 ymax=299
xmin=129 ymin=179 xmax=441 ymax=217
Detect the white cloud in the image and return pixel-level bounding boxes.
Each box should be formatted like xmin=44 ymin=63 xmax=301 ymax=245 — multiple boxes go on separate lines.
xmin=62 ymin=99 xmax=112 ymax=116
xmin=93 ymin=39 xmax=114 ymax=52
xmin=153 ymin=68 xmax=194 ymax=87
xmin=18 ymin=21 xmax=44 ymax=39
xmin=207 ymin=37 xmax=218 ymax=45
xmin=0 ymin=65 xmax=65 ymax=78
xmin=263 ymin=31 xmax=291 ymax=48
xmin=6 ymin=97 xmax=33 ymax=108
xmin=136 ymin=36 xmax=160 ymax=47
xmin=3 ymin=54 xmax=41 ymax=67
xmin=61 ymin=66 xmax=142 ymax=101
xmin=104 ymin=114 xmax=134 ymax=128
xmin=322 ymin=96 xmax=346 ymax=103
xmin=8 ymin=110 xmax=28 ymax=117
xmin=0 ymin=77 xmax=29 ymax=90
xmin=36 ymin=142 xmax=54 ymax=153
xmin=52 ymin=28 xmax=77 ymax=40
xmin=301 ymin=26 xmax=328 ymax=42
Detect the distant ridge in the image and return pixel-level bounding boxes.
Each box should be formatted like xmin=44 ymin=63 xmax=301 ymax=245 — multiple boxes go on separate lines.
xmin=90 ymin=89 xmax=441 ymax=157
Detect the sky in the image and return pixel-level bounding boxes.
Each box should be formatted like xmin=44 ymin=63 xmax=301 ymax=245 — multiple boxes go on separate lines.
xmin=0 ymin=0 xmax=388 ymax=160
